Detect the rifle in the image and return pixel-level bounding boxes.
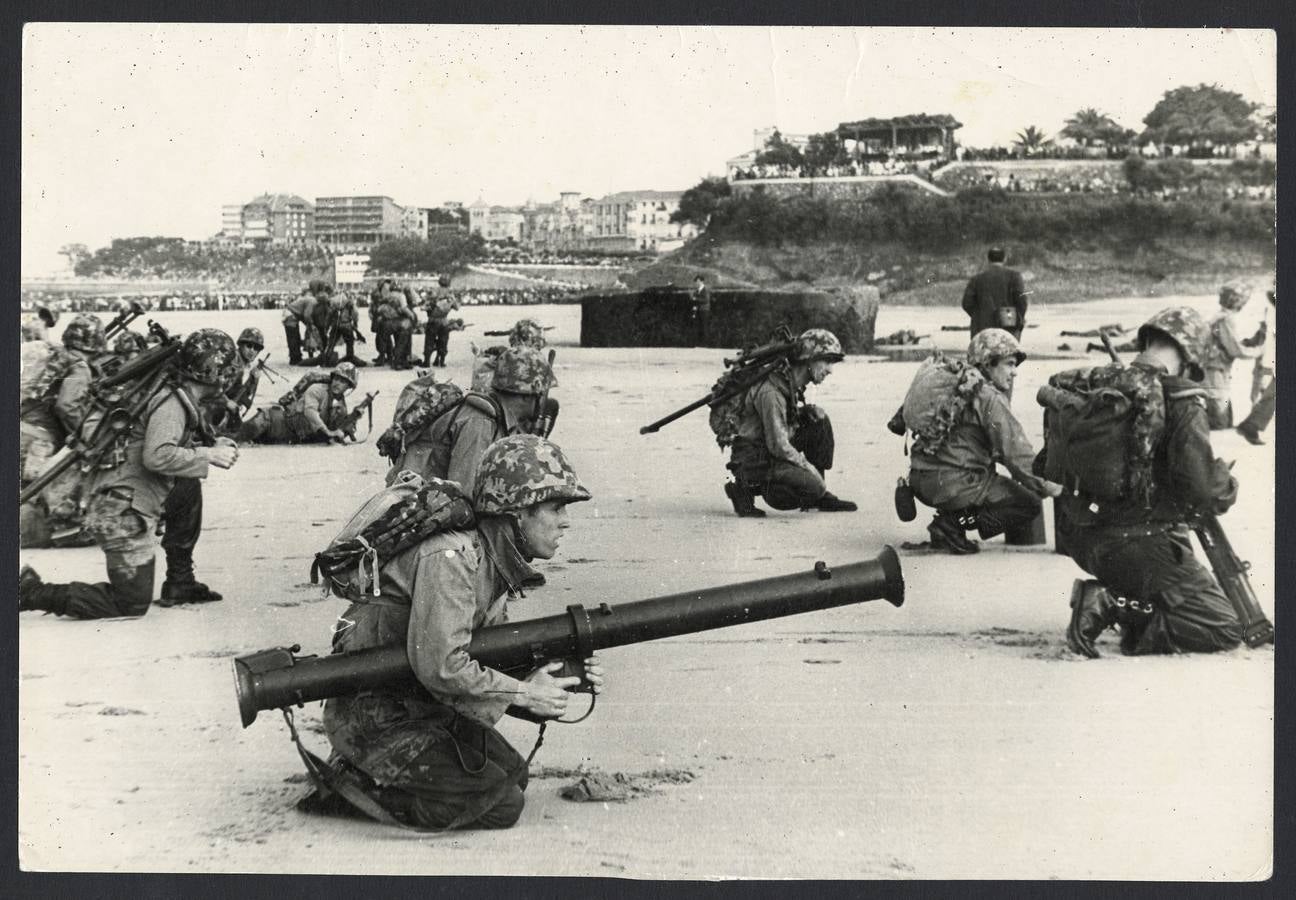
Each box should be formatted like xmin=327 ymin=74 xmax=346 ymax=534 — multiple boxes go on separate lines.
xmin=484 ymin=325 xmax=554 ymax=337
xmin=233 ymin=549 xmax=905 ymax=727
xmin=1088 ymin=331 xmax=1274 ymax=645
xmin=640 ymin=326 xmax=795 ymax=435
xmin=532 ymin=349 xmax=558 ymax=437
xmin=20 ymin=321 xmax=182 ymax=505
xmin=337 ymin=391 xmax=380 ymax=443
xmin=103 ymin=301 xmax=147 ymax=341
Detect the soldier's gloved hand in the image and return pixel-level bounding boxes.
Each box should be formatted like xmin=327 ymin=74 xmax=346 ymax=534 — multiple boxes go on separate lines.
xmin=1213 ymin=475 xmax=1239 ymax=515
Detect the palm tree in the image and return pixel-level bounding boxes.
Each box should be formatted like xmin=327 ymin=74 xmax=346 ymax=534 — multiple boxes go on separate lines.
xmin=1061 ymin=108 xmax=1107 ymax=147
xmin=1013 ymin=125 xmax=1053 ymax=157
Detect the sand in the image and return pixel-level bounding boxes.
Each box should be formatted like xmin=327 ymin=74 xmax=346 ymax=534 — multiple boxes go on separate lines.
xmin=18 ymin=296 xmax=1274 ymax=878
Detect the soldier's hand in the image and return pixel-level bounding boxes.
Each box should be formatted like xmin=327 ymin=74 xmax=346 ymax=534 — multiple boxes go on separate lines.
xmin=517 ymin=662 xmax=580 ymax=718
xmin=582 ymin=655 xmax=606 ymax=695
xmin=208 ymin=445 xmax=239 ymax=469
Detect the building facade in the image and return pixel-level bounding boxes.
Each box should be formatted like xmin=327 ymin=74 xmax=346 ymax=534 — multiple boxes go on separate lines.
xmin=240 ymin=193 xmax=315 ymax=245
xmin=314 ymin=195 xmax=405 ymax=250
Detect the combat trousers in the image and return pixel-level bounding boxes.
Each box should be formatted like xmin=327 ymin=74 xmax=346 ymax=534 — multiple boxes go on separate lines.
xmin=160 ymin=476 xmax=203 ymax=585
xmin=284 ymin=322 xmax=304 ymax=365
xmin=1239 ymin=377 xmax=1275 ymax=435
xmin=390 ymin=322 xmax=414 ymax=368
xmin=326 ymin=697 xmax=527 ymax=830
xmin=729 ymin=416 xmax=834 ymax=510
xmin=424 ymin=322 xmax=450 ymax=366
xmin=1066 ymin=525 xmax=1242 ymax=654
xmin=909 ymin=468 xmax=1041 ymax=540
xmin=26 ymin=488 xmax=159 ymax=618
xmin=373 ymin=322 xmax=392 ymax=362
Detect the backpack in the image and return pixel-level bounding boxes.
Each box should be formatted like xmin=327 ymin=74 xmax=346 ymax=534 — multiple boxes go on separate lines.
xmin=310 ymin=471 xmax=476 ymax=601
xmin=900 ymin=354 xmax=986 ymax=455
xmin=279 ymin=371 xmax=332 ymax=407
xmin=1039 ymin=363 xmax=1166 ymax=522
xmin=21 ymin=342 xmax=77 ymax=406
xmin=376 ymin=378 xmax=502 ymax=462
xmin=707 ymin=365 xmax=764 ymax=450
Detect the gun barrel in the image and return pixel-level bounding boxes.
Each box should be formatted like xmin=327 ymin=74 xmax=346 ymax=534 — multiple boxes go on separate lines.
xmin=639 ymin=393 xmax=716 ymax=434
xmin=234 ymin=549 xmax=904 ymax=727
xmin=1194 ymin=515 xmax=1274 ymax=648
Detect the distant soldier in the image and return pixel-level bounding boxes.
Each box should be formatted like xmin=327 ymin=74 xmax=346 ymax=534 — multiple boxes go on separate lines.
xmin=239 ymin=363 xmax=360 ymax=445
xmin=19 ymin=313 xmax=106 ymax=547
xmin=723 ymin=328 xmax=857 ymax=518
xmin=302 ymin=435 xmax=605 ymax=829
xmin=369 ymin=279 xmax=397 ymax=365
xmin=423 ymin=274 xmax=462 ymax=368
xmin=889 ymin=329 xmax=1061 ymax=554
xmin=1062 ymin=308 xmax=1242 ymax=657
xmin=381 ymin=348 xmax=557 ymax=493
xmin=690 ymin=274 xmax=712 ymax=345
xmin=20 ymin=329 xmax=241 ymax=619
xmin=961 ymin=247 xmax=1030 ymax=339
xmin=1237 ymin=286 xmax=1276 ymax=445
xmin=1201 ymin=281 xmax=1262 ymax=430
xmin=282 ymin=290 xmax=321 ymax=366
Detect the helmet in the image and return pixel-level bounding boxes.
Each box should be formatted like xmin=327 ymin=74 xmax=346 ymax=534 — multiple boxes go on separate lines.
xmin=1136 ymin=307 xmax=1208 ymax=381
xmin=1218 ymin=280 xmax=1252 ymax=311
xmin=508 ymin=318 xmax=547 ymax=350
xmin=473 ymin=434 xmax=591 ymax=516
xmin=332 ymin=361 xmax=359 ymax=389
xmin=438 ymin=274 xmax=452 ymax=287
xmin=61 ymin=314 xmax=107 ymax=352
xmin=967 ymin=328 xmax=1026 ymax=369
xmin=793 ymin=328 xmax=844 ymax=364
xmin=237 ymin=327 xmax=265 ymax=349
xmin=177 ymin=329 xmax=238 ymax=386
xmin=491 ymin=347 xmax=556 ymax=395
xmin=37 ymin=306 xmax=59 ymax=327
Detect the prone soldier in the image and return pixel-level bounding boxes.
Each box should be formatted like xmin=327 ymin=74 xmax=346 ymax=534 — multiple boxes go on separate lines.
xmin=19 ymin=329 xmax=241 ymax=619
xmin=239 ymin=363 xmax=361 ymax=445
xmin=723 ymin=328 xmax=857 ymax=518
xmin=889 ymin=329 xmax=1061 ymax=553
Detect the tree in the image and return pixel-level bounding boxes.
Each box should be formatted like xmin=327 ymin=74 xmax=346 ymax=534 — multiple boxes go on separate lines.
xmin=366 ymin=232 xmax=485 ymax=275
xmin=1012 ymin=126 xmax=1053 ymax=156
xmin=754 ymin=129 xmax=805 ymax=171
xmin=58 ymin=243 xmax=89 ymax=271
xmin=802 ymin=131 xmax=848 ymax=176
xmin=1061 ymin=108 xmax=1134 ymax=148
xmin=670 ymin=176 xmax=732 ymax=229
xmin=1141 ymin=83 xmax=1258 ymax=150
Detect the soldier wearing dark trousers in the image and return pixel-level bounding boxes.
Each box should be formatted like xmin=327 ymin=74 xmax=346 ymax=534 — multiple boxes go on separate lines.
xmin=1066 ymin=308 xmax=1242 ymax=657
xmin=961 ymin=246 xmax=1030 ymax=339
xmin=423 ymin=275 xmax=459 ymax=368
xmin=724 ymin=329 xmax=857 ymax=517
xmin=19 ymin=330 xmax=241 ymax=619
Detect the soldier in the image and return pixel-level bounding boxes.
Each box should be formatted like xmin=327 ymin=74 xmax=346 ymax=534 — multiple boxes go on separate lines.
xmin=423 ymin=274 xmax=461 ymax=368
xmin=506 ymin=318 xmax=547 ymax=350
xmin=1237 ymin=286 xmax=1277 ymax=445
xmin=19 ymin=329 xmax=241 ymax=619
xmin=369 ymin=279 xmax=396 ymax=366
xmin=282 ymin=290 xmax=320 ymax=366
xmin=1202 ymin=280 xmax=1262 ymax=430
xmin=382 ymin=348 xmax=556 ymax=492
xmin=961 ymin=246 xmax=1030 ymax=339
xmin=210 ymin=327 xmax=265 ymax=435
xmin=303 ymin=434 xmax=605 ymax=830
xmin=690 ymin=274 xmax=712 ymax=345
xmin=889 ymin=329 xmax=1062 ymax=554
xmin=1064 ymin=308 xmax=1242 ymax=657
xmin=239 ymin=362 xmax=359 ymax=445
xmin=723 ymin=328 xmax=858 ymax=518
xmin=19 ymin=313 xmax=105 ymax=547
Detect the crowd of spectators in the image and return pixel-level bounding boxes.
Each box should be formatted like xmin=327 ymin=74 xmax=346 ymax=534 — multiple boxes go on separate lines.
xmin=478 ymin=246 xmax=652 ymax=266
xmin=72 ymin=240 xmax=333 ymax=284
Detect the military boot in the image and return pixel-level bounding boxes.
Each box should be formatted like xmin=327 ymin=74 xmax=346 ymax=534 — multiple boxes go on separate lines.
xmin=19 ymin=565 xmax=45 ymax=612
xmin=815 ymin=491 xmax=858 ymax=513
xmin=724 ymin=481 xmax=766 ymax=518
xmin=1065 ymin=579 xmax=1118 ymax=658
xmin=1114 ymin=596 xmax=1156 ymax=656
xmin=159 ymin=580 xmax=223 ymax=606
xmin=928 ymin=512 xmax=979 ymax=554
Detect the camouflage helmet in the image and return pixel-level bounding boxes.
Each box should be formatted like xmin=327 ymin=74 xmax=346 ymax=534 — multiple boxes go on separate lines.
xmin=1136 ymin=307 xmax=1208 ymax=381
xmin=967 ymin=328 xmax=1026 ymax=370
xmin=178 ymin=328 xmax=238 ymax=386
xmin=1218 ymin=280 xmax=1252 ymax=311
xmin=793 ymin=328 xmax=844 ymax=364
xmin=237 ymin=327 xmax=265 ymax=349
xmin=113 ymin=331 xmax=148 ymax=357
xmin=62 ymin=314 xmax=107 ymax=352
xmin=473 ymin=434 xmax=591 ymax=516
xmin=508 ymin=318 xmax=547 ymax=350
xmin=491 ymin=347 xmax=556 ymax=395
xmin=332 ymin=361 xmax=359 ymax=389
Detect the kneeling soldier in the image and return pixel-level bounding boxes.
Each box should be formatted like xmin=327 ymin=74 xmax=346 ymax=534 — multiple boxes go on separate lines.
xmin=724 ymin=328 xmax=857 ymax=517
xmin=305 ymin=435 xmax=605 ymax=829
xmin=891 ymin=329 xmax=1061 ymax=554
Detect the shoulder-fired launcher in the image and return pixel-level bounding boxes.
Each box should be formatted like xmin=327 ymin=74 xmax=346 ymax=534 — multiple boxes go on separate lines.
xmin=234 ymin=549 xmax=905 ymax=727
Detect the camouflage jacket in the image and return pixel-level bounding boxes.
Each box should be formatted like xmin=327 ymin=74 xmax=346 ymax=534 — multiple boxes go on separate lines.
xmin=20 ymin=346 xmax=95 ymax=445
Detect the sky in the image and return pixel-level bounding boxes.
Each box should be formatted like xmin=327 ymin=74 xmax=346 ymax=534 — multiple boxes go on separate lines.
xmin=21 ymin=24 xmax=1276 ymax=276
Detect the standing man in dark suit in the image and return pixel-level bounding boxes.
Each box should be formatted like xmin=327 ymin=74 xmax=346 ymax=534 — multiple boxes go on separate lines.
xmin=962 ymin=247 xmax=1030 ymax=340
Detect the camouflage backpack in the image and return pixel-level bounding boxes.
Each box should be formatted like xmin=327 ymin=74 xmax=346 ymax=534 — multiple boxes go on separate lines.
xmin=1039 ymin=363 xmax=1166 ymax=521
xmin=310 ymin=471 xmax=476 ymax=601
xmin=375 ymin=378 xmax=504 ymax=462
xmin=20 ymin=342 xmax=80 ymax=407
xmin=278 ymin=371 xmax=333 ymax=407
xmin=900 ymin=353 xmax=987 ymax=455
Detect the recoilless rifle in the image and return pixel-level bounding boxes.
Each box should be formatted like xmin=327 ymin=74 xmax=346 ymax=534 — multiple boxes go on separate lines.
xmin=639 ymin=325 xmax=796 ymax=435
xmin=233 ymin=549 xmax=905 ymax=728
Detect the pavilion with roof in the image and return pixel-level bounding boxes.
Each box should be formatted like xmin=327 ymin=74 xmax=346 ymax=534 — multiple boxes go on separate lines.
xmin=834 ymin=113 xmax=962 ymax=161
